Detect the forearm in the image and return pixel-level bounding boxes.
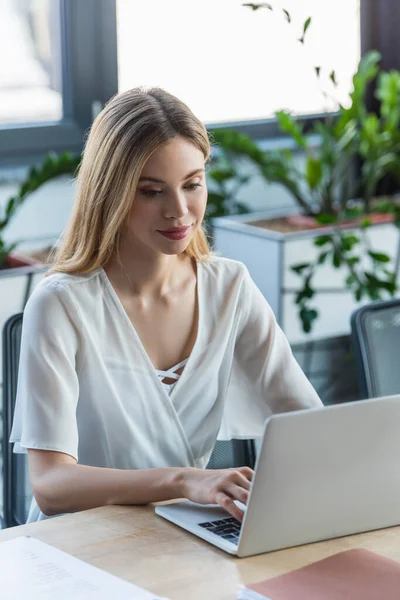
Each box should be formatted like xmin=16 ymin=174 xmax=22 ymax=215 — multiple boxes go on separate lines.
xmin=33 ymin=463 xmax=188 ymax=516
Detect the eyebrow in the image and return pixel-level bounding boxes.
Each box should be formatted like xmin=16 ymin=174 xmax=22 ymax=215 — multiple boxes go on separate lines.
xmin=138 ymin=168 xmax=205 ymax=184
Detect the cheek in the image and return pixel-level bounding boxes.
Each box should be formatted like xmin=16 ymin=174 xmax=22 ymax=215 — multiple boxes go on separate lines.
xmin=129 ymin=201 xmax=157 ymax=229
xmin=191 ymin=189 xmax=208 ymax=218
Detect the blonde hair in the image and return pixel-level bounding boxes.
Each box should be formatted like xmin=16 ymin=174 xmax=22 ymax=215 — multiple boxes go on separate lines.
xmin=49 ymin=88 xmax=212 ymax=275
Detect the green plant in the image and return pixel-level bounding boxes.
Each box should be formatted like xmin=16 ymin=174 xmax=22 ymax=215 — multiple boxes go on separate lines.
xmin=208 ymin=5 xmax=400 ymax=333
xmin=277 ymin=51 xmax=400 ymax=331
xmin=0 ymin=152 xmax=81 ymax=268
xmin=291 ymin=215 xmax=399 ymax=332
xmin=206 ymin=141 xmax=254 ymax=219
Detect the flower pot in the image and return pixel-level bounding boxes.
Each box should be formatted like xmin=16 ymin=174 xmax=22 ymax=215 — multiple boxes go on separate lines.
xmin=211 ymin=208 xmax=400 ymax=344
xmin=3 ymin=251 xmax=43 ymax=269
xmin=285 ymin=212 xmax=394 ymax=231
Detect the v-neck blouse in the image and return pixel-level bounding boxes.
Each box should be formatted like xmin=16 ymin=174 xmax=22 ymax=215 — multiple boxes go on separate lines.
xmin=10 ymin=256 xmax=322 ymax=521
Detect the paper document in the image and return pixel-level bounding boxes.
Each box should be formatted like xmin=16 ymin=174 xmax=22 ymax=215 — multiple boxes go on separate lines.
xmin=0 ymin=536 xmax=168 ymax=600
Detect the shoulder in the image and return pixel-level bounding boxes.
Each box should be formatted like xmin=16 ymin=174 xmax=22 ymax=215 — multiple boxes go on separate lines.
xmin=31 ymin=269 xmax=102 ymax=298
xmin=24 ymin=270 xmax=103 ymax=323
xmin=199 ymin=256 xmax=248 ymax=285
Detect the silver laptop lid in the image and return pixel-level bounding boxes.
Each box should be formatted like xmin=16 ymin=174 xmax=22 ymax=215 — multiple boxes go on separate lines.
xmin=238 ymin=394 xmax=400 ymax=557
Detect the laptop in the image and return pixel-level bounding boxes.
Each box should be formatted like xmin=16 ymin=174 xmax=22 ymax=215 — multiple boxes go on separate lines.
xmin=156 ymin=394 xmax=400 ymax=557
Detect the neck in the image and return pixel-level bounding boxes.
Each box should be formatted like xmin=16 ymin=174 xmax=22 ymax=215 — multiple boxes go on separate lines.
xmin=104 ymin=238 xmax=191 ymax=298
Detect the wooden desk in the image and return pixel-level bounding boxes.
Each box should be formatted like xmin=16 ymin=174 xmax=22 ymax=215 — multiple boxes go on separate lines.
xmin=1 ymin=505 xmax=400 ymax=599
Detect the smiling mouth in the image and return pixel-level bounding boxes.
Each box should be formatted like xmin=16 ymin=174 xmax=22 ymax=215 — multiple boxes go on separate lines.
xmin=157 ymin=226 xmax=192 ymax=240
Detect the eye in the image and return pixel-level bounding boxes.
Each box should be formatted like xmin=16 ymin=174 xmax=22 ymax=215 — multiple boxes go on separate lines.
xmin=139 ymin=189 xmax=163 ymax=197
xmin=185 ymin=182 xmax=202 ymax=191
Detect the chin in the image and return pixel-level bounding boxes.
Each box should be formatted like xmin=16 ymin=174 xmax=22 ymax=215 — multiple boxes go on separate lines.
xmin=155 ymin=232 xmax=193 ymax=256
xmin=159 ymin=241 xmax=191 ymax=256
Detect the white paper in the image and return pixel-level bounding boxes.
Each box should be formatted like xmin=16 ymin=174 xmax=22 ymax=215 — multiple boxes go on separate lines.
xmin=0 ymin=536 xmax=168 ymax=600
xmin=237 ymin=586 xmax=272 ymax=600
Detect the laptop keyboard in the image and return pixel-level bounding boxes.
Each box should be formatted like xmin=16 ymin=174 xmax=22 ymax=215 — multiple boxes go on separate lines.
xmin=198 ymin=517 xmax=242 ymax=544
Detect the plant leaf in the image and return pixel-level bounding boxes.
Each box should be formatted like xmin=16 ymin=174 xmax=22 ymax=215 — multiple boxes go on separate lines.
xmin=275 ymin=110 xmax=307 ymax=148
xmin=299 ymin=307 xmax=318 ymax=333
xmin=332 ymin=249 xmax=342 ymax=268
xmin=315 ymin=213 xmax=337 ymax=225
xmin=242 ymin=2 xmax=272 ymax=11
xmin=317 ymin=251 xmax=329 ymax=264
xmin=235 ymin=201 xmax=251 ymax=214
xmin=368 ymin=251 xmax=391 ymax=263
xmin=340 ymin=234 xmax=359 ymax=252
xmin=5 ymin=196 xmax=16 ymax=219
xmin=347 ymin=256 xmax=360 ymax=265
xmin=298 ymin=16 xmax=311 ymax=43
xmin=305 ymin=155 xmax=323 ymax=190
xmin=346 ymin=274 xmax=357 ymax=286
xmin=361 ymin=217 xmax=372 ymax=228
xmin=355 ymin=287 xmax=364 ymax=301
xmin=208 ymin=166 xmax=237 ymax=184
xmin=291 ymin=263 xmax=310 ymax=274
xmin=314 ymin=234 xmax=332 ymax=246
xmin=211 ymin=129 xmax=266 ymax=164
xmin=282 ymin=9 xmax=291 ymax=22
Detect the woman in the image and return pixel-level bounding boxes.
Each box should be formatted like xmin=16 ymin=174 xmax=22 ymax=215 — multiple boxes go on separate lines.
xmin=10 ymin=88 xmax=322 ymax=524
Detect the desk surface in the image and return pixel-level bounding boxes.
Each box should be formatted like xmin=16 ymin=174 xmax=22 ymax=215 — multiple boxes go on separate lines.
xmin=1 ymin=504 xmax=400 ymax=599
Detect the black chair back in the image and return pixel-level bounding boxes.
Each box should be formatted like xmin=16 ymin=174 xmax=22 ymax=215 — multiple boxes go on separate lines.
xmin=2 ymin=313 xmax=32 ymax=527
xmin=206 ymin=439 xmax=256 ymax=470
xmin=351 ymin=299 xmax=400 ymax=398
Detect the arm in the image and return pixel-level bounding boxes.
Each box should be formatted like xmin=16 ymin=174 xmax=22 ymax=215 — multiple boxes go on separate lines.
xmin=28 ymin=449 xmax=184 ymax=515
xmin=234 ymin=267 xmax=322 ymax=415
xmin=29 ymin=449 xmax=253 ymax=521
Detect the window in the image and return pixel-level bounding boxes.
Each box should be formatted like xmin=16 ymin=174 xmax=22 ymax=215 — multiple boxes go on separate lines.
xmin=0 ymin=0 xmax=63 ymax=125
xmin=0 ymin=0 xmax=118 ymax=166
xmin=117 ymin=0 xmax=360 ymax=125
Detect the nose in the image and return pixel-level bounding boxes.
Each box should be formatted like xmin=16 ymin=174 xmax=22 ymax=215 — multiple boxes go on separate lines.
xmin=163 ymin=190 xmax=189 ymax=219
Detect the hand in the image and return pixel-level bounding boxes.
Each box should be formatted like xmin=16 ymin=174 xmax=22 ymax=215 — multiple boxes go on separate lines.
xmin=181 ymin=467 xmax=254 ymax=522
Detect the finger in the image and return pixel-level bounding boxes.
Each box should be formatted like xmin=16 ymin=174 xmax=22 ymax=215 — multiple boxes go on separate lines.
xmin=238 ymin=466 xmax=254 ymax=481
xmin=226 ymin=484 xmax=249 ymax=506
xmin=234 ymin=472 xmax=252 ymax=492
xmin=224 ymin=470 xmax=252 ymax=491
xmin=215 ymin=492 xmax=245 ymax=522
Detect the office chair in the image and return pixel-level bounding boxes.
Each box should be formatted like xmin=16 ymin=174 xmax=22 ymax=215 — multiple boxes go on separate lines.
xmin=351 ymin=298 xmax=400 ymax=399
xmin=2 ymin=312 xmax=32 ymax=528
xmin=206 ymin=439 xmax=256 ymax=470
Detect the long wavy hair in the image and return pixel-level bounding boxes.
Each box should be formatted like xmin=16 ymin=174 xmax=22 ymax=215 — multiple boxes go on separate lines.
xmin=49 ymin=88 xmax=211 ymax=275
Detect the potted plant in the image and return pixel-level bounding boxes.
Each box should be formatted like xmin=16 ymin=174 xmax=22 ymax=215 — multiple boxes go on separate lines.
xmin=209 ymin=9 xmax=400 ymax=335
xmin=0 ymin=152 xmax=81 ymax=272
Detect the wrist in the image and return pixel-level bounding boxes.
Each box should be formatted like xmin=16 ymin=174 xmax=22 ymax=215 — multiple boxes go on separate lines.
xmin=170 ymin=467 xmax=195 ymax=499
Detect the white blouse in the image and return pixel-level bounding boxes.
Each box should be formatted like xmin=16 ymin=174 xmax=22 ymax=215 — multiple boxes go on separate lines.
xmin=10 ymin=257 xmax=322 ymax=522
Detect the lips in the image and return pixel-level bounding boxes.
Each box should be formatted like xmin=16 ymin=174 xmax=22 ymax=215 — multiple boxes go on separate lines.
xmin=157 ymin=226 xmax=191 ymax=241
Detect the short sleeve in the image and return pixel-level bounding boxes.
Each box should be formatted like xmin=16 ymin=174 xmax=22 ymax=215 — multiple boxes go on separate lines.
xmin=10 ymin=280 xmax=81 ymax=461
xmin=218 ymin=266 xmax=322 ymax=440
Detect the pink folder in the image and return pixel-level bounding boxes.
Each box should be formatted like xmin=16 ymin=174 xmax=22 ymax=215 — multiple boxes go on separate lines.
xmin=245 ymin=548 xmax=400 ymax=599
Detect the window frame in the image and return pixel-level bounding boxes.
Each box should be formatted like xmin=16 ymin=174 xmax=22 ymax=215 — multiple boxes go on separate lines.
xmin=0 ymin=0 xmax=118 ymax=167
xmin=1 ymin=0 xmax=394 ymax=166
xmin=206 ymin=112 xmax=329 ymax=141
xmin=360 ymin=0 xmax=400 ymax=112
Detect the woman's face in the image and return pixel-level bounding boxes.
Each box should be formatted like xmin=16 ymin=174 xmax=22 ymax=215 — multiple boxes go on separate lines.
xmin=126 ymin=136 xmax=208 ymax=257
